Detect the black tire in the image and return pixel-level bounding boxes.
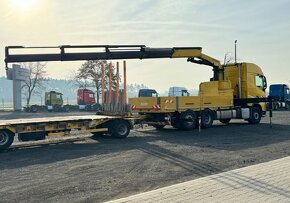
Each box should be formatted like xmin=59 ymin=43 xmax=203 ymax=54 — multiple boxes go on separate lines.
xmin=201 ymin=109 xmax=214 ymax=128
xmin=180 ymin=110 xmax=197 ymax=130
xmin=85 ymin=105 xmax=91 ymax=111
xmin=152 ymin=124 xmax=166 ymax=130
xmin=54 ymin=105 xmax=61 ymax=112
xmin=0 ymin=130 xmax=14 ymax=151
xmin=220 ymin=118 xmax=231 ymax=124
xmin=24 ymin=107 xmax=30 ymax=112
xmin=110 ymin=120 xmax=130 ymax=138
xmin=63 ymin=105 xmax=70 ymax=112
xmin=31 ymin=105 xmax=38 ymax=113
xmin=248 ymin=107 xmax=261 ymax=124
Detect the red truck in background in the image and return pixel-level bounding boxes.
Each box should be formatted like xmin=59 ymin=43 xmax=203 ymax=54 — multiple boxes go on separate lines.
xmin=77 ymin=88 xmax=96 ymax=104
xmin=77 ymin=88 xmax=101 ymax=111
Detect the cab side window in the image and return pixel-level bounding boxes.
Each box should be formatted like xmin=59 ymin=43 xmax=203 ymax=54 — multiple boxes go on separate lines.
xmin=255 ymin=75 xmax=263 ymax=90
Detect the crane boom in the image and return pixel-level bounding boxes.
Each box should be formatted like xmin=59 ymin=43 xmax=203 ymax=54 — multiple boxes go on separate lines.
xmin=5 ymin=45 xmax=222 ymax=80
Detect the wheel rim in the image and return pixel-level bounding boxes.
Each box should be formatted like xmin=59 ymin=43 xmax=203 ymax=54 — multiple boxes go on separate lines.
xmin=117 ymin=124 xmax=128 ymax=136
xmin=184 ymin=115 xmax=194 ymax=126
xmin=0 ymin=132 xmax=8 ymax=146
xmin=253 ymin=112 xmax=259 ymax=120
xmin=204 ymin=114 xmax=211 ymax=124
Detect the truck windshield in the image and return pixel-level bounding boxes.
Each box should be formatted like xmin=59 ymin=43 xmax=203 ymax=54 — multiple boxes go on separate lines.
xmin=138 ymin=89 xmax=158 ymax=97
xmin=89 ymin=93 xmax=95 ymax=98
xmin=270 ymin=85 xmax=283 ymax=96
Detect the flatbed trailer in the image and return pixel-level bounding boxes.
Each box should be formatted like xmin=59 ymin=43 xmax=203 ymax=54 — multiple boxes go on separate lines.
xmin=0 ymin=115 xmax=135 ymax=151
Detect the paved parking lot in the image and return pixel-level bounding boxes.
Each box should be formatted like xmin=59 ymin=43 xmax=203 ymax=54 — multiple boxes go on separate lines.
xmin=0 ymin=111 xmax=290 ymax=202
xmin=107 ymin=156 xmax=290 ymax=202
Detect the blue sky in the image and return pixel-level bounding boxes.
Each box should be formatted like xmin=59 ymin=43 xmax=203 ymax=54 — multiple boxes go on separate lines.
xmin=0 ymin=0 xmax=290 ymax=91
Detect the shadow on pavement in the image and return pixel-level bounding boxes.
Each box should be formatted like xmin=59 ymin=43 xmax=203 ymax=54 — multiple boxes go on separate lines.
xmin=0 ymin=122 xmax=290 ymax=171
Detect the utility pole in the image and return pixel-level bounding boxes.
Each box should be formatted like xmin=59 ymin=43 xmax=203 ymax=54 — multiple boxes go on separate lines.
xmin=235 ymin=40 xmax=237 ymax=64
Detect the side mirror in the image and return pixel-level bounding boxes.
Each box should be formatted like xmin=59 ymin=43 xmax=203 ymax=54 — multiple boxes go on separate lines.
xmin=262 ymin=76 xmax=267 ymax=91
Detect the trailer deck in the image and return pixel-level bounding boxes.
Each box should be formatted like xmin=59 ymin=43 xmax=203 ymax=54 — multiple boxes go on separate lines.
xmin=0 ymin=115 xmax=135 ymax=151
xmin=0 ymin=115 xmax=116 ymax=126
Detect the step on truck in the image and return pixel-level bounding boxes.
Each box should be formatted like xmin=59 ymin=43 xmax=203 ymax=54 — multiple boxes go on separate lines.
xmin=1 ymin=44 xmax=271 ymax=150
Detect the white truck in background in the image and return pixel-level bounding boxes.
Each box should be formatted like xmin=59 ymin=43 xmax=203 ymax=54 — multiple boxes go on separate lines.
xmin=168 ymin=87 xmax=190 ymax=97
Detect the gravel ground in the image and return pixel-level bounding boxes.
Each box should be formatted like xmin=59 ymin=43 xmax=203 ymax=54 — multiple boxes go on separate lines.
xmin=0 ymin=111 xmax=290 ymax=203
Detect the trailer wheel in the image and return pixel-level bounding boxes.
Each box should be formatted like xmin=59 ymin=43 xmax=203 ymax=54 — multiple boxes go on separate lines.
xmin=180 ymin=110 xmax=197 ymax=130
xmin=248 ymin=107 xmax=261 ymax=124
xmin=110 ymin=120 xmax=130 ymax=138
xmin=201 ymin=109 xmax=214 ymax=128
xmin=0 ymin=130 xmax=14 ymax=151
xmin=220 ymin=118 xmax=231 ymax=124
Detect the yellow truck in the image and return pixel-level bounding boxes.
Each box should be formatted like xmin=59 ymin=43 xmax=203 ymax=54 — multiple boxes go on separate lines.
xmin=129 ymin=50 xmax=267 ymax=130
xmin=1 ymin=45 xmax=268 ymax=151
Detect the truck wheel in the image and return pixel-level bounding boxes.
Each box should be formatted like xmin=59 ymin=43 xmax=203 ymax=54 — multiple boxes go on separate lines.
xmin=110 ymin=120 xmax=130 ymax=138
xmin=0 ymin=130 xmax=14 ymax=151
xmin=248 ymin=107 xmax=261 ymax=124
xmin=201 ymin=109 xmax=214 ymax=128
xmin=63 ymin=105 xmax=70 ymax=112
xmin=180 ymin=110 xmax=197 ymax=130
xmin=24 ymin=107 xmax=30 ymax=112
xmin=54 ymin=105 xmax=61 ymax=112
xmin=31 ymin=105 xmax=38 ymax=113
xmin=220 ymin=118 xmax=231 ymax=124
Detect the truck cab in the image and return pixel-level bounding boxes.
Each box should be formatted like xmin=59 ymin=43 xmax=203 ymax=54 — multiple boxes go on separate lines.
xmin=269 ymin=84 xmax=290 ymax=109
xmin=168 ymin=87 xmax=190 ymax=96
xmin=77 ymin=88 xmax=99 ymax=111
xmin=77 ymin=88 xmax=96 ymax=105
xmin=45 ymin=91 xmax=64 ymax=111
xmin=45 ymin=91 xmax=63 ymax=106
xmin=138 ymin=89 xmax=158 ymax=97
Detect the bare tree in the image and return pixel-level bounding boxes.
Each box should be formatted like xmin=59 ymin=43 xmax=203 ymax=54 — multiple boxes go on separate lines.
xmin=22 ymin=62 xmax=46 ymax=106
xmin=75 ymin=60 xmax=119 ymax=104
xmin=223 ymin=52 xmax=235 ymax=65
